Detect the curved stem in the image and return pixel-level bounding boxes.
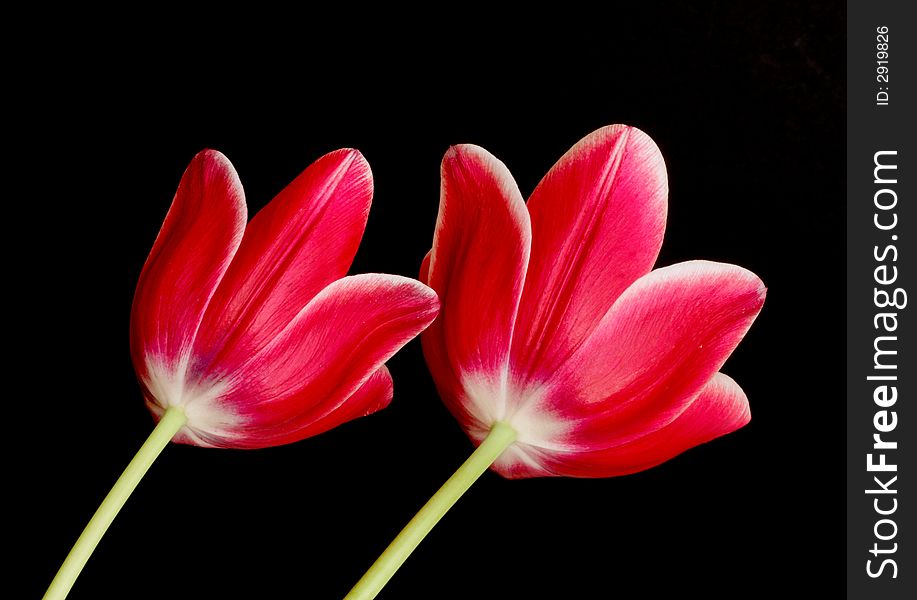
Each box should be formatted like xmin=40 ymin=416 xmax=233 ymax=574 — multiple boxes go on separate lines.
xmin=345 ymin=421 xmax=517 ymax=600
xmin=44 ymin=406 xmax=186 ymax=600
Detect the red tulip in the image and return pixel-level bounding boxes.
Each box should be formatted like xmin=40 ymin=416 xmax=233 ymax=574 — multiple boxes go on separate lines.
xmin=419 ymin=125 xmax=765 ymax=478
xmin=131 ymin=148 xmax=440 ymax=448
xmin=46 ymin=147 xmax=440 ymax=600
xmin=345 ymin=126 xmax=765 ymax=600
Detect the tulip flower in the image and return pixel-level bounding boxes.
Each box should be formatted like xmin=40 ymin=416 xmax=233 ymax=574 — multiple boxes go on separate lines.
xmin=346 ymin=125 xmax=765 ymax=599
xmin=45 ymin=149 xmax=439 ymax=600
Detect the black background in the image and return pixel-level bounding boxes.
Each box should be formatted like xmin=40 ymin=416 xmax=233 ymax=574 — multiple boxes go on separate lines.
xmin=18 ymin=4 xmax=843 ymax=598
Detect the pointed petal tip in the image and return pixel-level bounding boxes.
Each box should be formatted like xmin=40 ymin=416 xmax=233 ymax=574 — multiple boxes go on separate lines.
xmin=339 ymin=147 xmax=367 ymax=165
xmin=325 ymin=146 xmax=361 ymax=157
xmin=397 ymin=274 xmax=440 ymax=311
xmin=402 ymin=276 xmax=441 ymax=320
xmin=444 ymin=143 xmax=486 ymax=158
xmin=319 ymin=147 xmax=372 ymax=183
xmin=593 ymin=123 xmax=650 ymax=138
xmin=191 ymin=149 xmax=237 ymax=174
xmin=589 ymin=123 xmax=660 ymax=147
xmin=709 ymin=371 xmax=752 ymax=430
xmin=317 ymin=148 xmax=374 ymax=207
xmin=439 ymin=143 xmax=526 ymax=220
xmin=343 ymin=273 xmax=441 ymax=322
xmin=419 ymin=249 xmax=432 ymax=284
xmin=195 ymin=147 xmax=228 ymax=159
xmin=339 ymin=145 xmax=370 ymax=166
xmin=581 ymin=124 xmax=668 ymax=188
xmin=442 ymin=144 xmax=506 ymax=172
xmin=664 ymin=259 xmax=766 ymax=302
xmin=345 ymin=148 xmax=373 ymax=194
xmin=345 ymin=365 xmax=395 ymax=422
xmin=442 ymin=145 xmax=475 ymax=173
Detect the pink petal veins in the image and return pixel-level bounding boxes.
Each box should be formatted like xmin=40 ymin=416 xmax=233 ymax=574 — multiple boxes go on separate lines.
xmin=511 ymin=126 xmax=668 ymax=386
xmin=532 ymin=261 xmax=763 ymax=461
xmin=192 ymin=149 xmax=373 ymax=375
xmin=131 ymin=150 xmax=246 ymax=409
xmin=422 ymin=127 xmax=766 ymax=480
xmin=422 ymin=145 xmax=531 ymax=438
xmin=537 ymin=372 xmax=752 ymax=478
xmin=202 ymin=274 xmax=439 ymax=448
xmin=133 ymin=149 xmax=439 ymax=448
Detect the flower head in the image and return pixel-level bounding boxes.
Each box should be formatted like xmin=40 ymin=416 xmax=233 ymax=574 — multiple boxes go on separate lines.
xmin=420 ymin=125 xmax=765 ymax=478
xmin=131 ymin=149 xmax=439 ymax=448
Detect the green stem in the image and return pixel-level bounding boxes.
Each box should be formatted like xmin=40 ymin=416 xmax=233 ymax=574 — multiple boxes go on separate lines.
xmin=44 ymin=406 xmax=186 ymax=600
xmin=345 ymin=421 xmax=517 ymax=600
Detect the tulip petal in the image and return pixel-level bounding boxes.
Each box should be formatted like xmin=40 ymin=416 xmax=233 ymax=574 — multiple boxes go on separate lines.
xmin=195 ymin=274 xmax=438 ymax=448
xmin=533 ymin=372 xmax=751 ymax=478
xmin=545 ymin=261 xmax=764 ymax=451
xmin=192 ymin=149 xmax=373 ymax=372
xmin=130 ymin=150 xmax=246 ymax=388
xmin=511 ymin=125 xmax=668 ymax=385
xmin=422 ymin=145 xmax=531 ymax=436
xmin=419 ymin=249 xmax=431 ymax=284
xmin=280 ymin=365 xmax=394 ymax=444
